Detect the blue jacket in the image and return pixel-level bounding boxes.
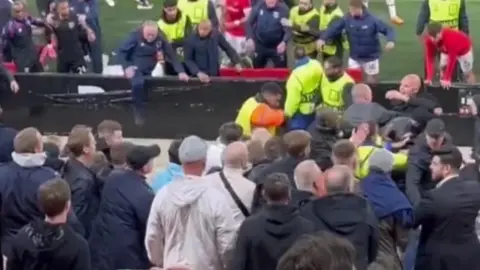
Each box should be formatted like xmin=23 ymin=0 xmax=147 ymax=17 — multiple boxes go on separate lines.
xmin=322 ymin=9 xmax=395 ymax=61
xmin=416 ymin=0 xmax=468 ymax=36
xmin=150 ymin=163 xmax=183 ymax=193
xmin=0 ymin=158 xmax=85 ymax=257
xmin=184 ymin=30 xmax=240 ymax=76
xmin=246 ymin=2 xmax=291 ymax=47
xmin=361 ymin=170 xmax=413 ymax=227
xmin=0 ymin=123 xmax=16 ymax=163
xmin=117 ymin=29 xmax=184 ymax=74
xmin=89 ymin=169 xmax=154 ymax=270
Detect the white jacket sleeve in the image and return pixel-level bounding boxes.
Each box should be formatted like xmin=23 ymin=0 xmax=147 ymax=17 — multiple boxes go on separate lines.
xmin=214 ymin=196 xmax=239 ymax=268
xmin=145 ymin=193 xmax=165 ymax=267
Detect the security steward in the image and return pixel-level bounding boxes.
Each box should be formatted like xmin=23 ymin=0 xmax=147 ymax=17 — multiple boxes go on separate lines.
xmin=283 ymin=0 xmax=320 ymax=59
xmin=416 ymin=0 xmax=468 ymax=36
xmin=285 ymin=58 xmax=324 ymax=130
xmin=355 ymin=122 xmax=408 ymax=180
xmin=157 ymin=0 xmax=192 ymax=76
xmin=235 ymin=82 xmax=285 ymax=136
xmin=177 ymin=0 xmax=218 ymax=27
xmin=118 ymin=21 xmax=189 ymax=126
xmin=317 ymin=56 xmax=354 ymax=112
xmin=319 ymin=0 xmax=348 ymax=60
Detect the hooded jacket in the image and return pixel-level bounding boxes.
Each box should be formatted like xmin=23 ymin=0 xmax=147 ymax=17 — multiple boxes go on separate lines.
xmin=7 ymin=220 xmax=91 ymax=270
xmin=0 ymin=153 xmax=85 ymax=257
xmin=229 ymin=204 xmax=315 ymax=270
xmin=300 ymin=193 xmax=379 ymax=270
xmin=89 ymin=169 xmax=154 ymax=270
xmin=145 ymin=175 xmax=237 ymax=270
xmin=150 ymin=162 xmax=183 ymax=193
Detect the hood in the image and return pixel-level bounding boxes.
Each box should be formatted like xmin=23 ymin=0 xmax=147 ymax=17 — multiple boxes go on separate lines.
xmin=291 ymin=190 xmax=314 ymax=207
xmin=12 ymin=152 xmax=47 ymax=168
xmin=21 ymin=220 xmax=67 ymax=259
xmin=264 ymin=204 xmax=301 ymax=237
xmin=309 ymin=194 xmax=369 ymax=235
xmin=166 ymin=176 xmax=209 ymax=207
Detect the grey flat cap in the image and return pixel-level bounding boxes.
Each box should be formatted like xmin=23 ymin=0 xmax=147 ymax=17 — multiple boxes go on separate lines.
xmin=369 ymin=148 xmax=394 ymax=173
xmin=179 ymin=135 xmax=209 ymax=164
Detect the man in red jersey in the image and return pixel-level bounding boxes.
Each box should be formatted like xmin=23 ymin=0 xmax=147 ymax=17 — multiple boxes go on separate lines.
xmin=424 ymin=22 xmax=475 ymax=89
xmin=223 ymin=0 xmax=251 ymax=61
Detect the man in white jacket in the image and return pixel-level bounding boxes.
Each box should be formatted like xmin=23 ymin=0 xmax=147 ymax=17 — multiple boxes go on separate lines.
xmin=145 ymin=135 xmax=238 ymax=270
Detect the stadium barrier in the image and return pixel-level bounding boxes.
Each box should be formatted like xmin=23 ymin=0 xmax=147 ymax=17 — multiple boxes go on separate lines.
xmin=0 ymin=73 xmax=476 ymax=145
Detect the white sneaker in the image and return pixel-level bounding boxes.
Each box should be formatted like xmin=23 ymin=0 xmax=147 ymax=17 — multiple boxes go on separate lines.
xmin=137 ymin=2 xmax=153 ymax=9
xmin=104 ymin=0 xmax=115 ymax=7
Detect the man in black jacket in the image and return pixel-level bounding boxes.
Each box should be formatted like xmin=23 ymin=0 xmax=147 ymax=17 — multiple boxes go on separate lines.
xmin=63 ymin=125 xmax=100 ymax=237
xmin=184 ymin=19 xmax=241 ymax=82
xmin=300 ymin=165 xmax=379 ymax=270
xmin=308 ymin=108 xmax=341 ymax=171
xmin=406 ymin=118 xmax=452 ymax=206
xmin=385 ymin=74 xmax=442 ymax=131
xmin=414 ymin=147 xmax=480 ymax=270
xmin=7 ymin=178 xmax=91 ymax=270
xmin=230 ymin=173 xmax=315 ymax=270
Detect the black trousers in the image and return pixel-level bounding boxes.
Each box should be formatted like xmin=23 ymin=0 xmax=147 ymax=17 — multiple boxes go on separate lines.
xmin=16 ymin=60 xmax=44 ymax=73
xmin=57 ymin=57 xmax=86 ymax=74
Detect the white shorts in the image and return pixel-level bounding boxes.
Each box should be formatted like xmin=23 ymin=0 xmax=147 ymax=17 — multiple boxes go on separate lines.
xmin=348 ymin=58 xmax=380 ymax=76
xmin=224 ymin=32 xmax=246 ymax=55
xmin=439 ymin=49 xmax=474 ymax=73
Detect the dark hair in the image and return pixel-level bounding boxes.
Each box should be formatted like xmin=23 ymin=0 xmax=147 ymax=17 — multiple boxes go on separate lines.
xmin=325 ymin=56 xmax=343 ymax=69
xmin=67 ymin=126 xmax=93 ymax=157
xmin=262 ymin=173 xmax=291 ymax=203
xmin=168 ymin=138 xmax=183 ymax=165
xmin=283 ymin=131 xmax=311 ymax=157
xmin=261 ymin=82 xmax=283 ymax=95
xmin=434 ymin=146 xmax=463 ymax=171
xmin=265 ymin=137 xmax=285 ymax=161
xmin=44 ymin=142 xmax=60 ymax=159
xmin=426 ymin=22 xmax=443 ymax=37
xmin=218 ymin=122 xmax=243 ymax=145
xmin=38 ymin=178 xmax=71 ymax=217
xmin=294 ymin=46 xmax=306 ymax=60
xmin=277 ymin=231 xmax=356 ymax=270
xmin=97 ymin=120 xmax=122 ymax=136
xmin=332 ymin=140 xmax=356 ymax=163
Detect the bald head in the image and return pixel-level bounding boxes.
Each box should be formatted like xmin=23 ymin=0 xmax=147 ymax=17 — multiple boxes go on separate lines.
xmin=222 ymin=141 xmax=248 ymax=169
xmin=198 ymin=19 xmax=212 ymax=37
xmin=294 ymin=160 xmax=322 ymax=193
xmin=251 ymin=128 xmax=272 ymax=145
xmin=324 ymin=165 xmax=352 ymax=194
xmin=352 ymin=83 xmax=372 ymax=104
xmin=400 ymin=74 xmax=421 ymax=96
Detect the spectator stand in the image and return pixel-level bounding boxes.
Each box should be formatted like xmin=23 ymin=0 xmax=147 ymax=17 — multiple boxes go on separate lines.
xmin=0 ymin=71 xmax=475 ymax=144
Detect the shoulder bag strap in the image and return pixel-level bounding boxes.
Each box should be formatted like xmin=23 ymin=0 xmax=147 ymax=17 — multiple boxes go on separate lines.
xmin=219 ymin=171 xmax=250 ymax=217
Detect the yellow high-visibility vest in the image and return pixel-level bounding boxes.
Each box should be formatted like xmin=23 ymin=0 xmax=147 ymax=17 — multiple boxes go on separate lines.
xmin=235 ymin=97 xmax=276 ymax=136
xmin=429 ymin=0 xmax=461 ymax=29
xmin=157 ymin=13 xmax=189 ymax=42
xmin=355 ymin=144 xmax=408 ymax=180
xmin=289 ymin=6 xmax=319 ymax=54
xmin=319 ymin=5 xmax=348 ymax=56
xmin=178 ymin=0 xmax=208 ymax=26
xmin=285 ymin=59 xmax=324 ymax=117
xmin=319 ymin=72 xmax=353 ymax=110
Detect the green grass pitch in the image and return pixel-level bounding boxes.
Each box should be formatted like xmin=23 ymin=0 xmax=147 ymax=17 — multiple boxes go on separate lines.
xmin=26 ymin=0 xmax=480 ymax=80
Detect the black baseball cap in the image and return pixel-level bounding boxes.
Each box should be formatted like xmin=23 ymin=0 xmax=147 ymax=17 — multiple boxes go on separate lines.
xmin=163 ymin=0 xmax=177 ymax=7
xmin=127 ymin=144 xmax=161 ymax=170
xmin=425 ymin=118 xmax=445 ymax=139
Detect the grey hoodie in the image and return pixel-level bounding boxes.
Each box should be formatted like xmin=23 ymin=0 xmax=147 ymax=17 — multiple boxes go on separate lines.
xmin=144 ymin=175 xmax=238 ymax=270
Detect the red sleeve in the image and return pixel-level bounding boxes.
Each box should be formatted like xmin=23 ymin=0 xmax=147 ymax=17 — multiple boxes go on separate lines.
xmin=424 ymin=37 xmax=436 ymax=81
xmin=441 ymin=31 xmax=466 ymax=82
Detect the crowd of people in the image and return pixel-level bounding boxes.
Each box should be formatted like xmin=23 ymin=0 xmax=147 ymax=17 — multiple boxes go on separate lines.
xmin=0 ymin=69 xmax=479 ymax=270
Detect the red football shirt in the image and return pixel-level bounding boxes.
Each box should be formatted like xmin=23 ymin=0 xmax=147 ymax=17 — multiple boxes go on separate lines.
xmin=424 ymin=28 xmax=472 ymax=82
xmin=224 ymin=0 xmax=250 ymax=37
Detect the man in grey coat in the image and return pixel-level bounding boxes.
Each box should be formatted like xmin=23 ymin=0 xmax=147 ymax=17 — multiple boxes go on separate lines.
xmin=343 ymin=83 xmax=398 ymax=128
